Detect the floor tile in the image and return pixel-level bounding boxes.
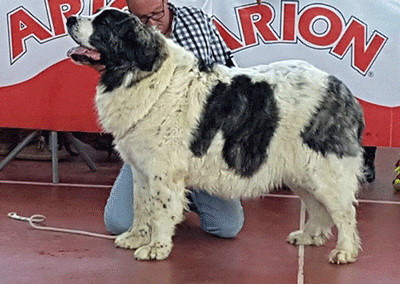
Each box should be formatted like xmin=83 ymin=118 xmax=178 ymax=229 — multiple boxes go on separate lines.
xmin=303 ymin=202 xmax=400 ymax=284
xmin=0 ymin=184 xmax=300 ymax=284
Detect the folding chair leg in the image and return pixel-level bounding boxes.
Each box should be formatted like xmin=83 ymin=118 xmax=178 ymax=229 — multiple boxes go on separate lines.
xmin=65 ymin=132 xmax=98 ymax=172
xmin=0 ymin=130 xmax=39 ymax=171
xmin=50 ymin=131 xmax=59 ymax=184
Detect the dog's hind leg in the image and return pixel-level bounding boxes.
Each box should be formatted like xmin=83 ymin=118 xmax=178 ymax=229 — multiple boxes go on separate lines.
xmin=287 ymin=185 xmax=333 ymax=246
xmin=322 ymin=188 xmax=360 ymax=264
xmin=307 ymin=157 xmax=361 ymax=264
xmin=133 ymin=173 xmax=188 ymax=260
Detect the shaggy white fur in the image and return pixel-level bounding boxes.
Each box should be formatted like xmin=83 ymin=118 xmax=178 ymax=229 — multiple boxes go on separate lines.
xmin=68 ymin=8 xmax=364 ymax=264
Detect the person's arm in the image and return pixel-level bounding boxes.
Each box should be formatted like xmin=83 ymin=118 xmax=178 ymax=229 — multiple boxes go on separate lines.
xmin=203 ymin=12 xmax=236 ymax=67
xmin=210 ymin=22 xmax=235 ymax=67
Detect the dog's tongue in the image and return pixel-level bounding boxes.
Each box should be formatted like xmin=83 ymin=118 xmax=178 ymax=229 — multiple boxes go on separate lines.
xmin=67 ymin=46 xmax=101 ymax=61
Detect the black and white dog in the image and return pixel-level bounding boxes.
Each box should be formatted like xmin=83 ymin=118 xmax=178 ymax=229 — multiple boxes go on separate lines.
xmin=67 ymin=8 xmax=365 ymax=264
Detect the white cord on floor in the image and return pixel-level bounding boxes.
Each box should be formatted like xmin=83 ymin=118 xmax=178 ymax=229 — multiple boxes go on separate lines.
xmin=7 ymin=212 xmax=117 ymax=240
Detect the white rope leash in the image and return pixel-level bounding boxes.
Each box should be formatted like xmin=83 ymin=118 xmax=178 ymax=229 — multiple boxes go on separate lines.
xmin=8 ymin=212 xmax=117 ymax=240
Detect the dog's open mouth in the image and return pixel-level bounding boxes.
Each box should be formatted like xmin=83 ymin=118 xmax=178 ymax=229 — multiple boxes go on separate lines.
xmin=67 ymin=46 xmax=101 ymax=64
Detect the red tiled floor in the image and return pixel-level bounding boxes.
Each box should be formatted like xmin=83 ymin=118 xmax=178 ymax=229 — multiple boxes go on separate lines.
xmin=0 ymin=184 xmax=300 ymax=284
xmin=303 ymin=202 xmax=400 ymax=284
xmin=1 ymin=145 xmax=400 ymax=283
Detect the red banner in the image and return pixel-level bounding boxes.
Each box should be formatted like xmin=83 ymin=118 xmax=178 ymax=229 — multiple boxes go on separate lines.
xmin=0 ymin=60 xmax=101 ymax=132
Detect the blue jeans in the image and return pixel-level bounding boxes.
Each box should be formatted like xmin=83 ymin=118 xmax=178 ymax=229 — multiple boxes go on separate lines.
xmin=104 ymin=163 xmax=244 ymax=238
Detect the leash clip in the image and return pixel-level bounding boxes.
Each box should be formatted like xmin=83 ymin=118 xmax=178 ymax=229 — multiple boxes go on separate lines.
xmin=7 ymin=212 xmax=115 ymax=239
xmin=8 ymin=212 xmax=30 ymax=222
xmin=8 ymin=212 xmax=46 ymax=223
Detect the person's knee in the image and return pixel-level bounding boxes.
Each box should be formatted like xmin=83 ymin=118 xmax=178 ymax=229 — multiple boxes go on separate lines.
xmin=217 ymin=214 xmax=244 ymax=238
xmin=103 ymin=208 xmax=131 ymax=235
xmin=191 ymin=190 xmax=245 ymax=238
xmin=201 ymin=211 xmax=244 ymax=239
xmin=103 ymin=163 xmax=134 ymax=235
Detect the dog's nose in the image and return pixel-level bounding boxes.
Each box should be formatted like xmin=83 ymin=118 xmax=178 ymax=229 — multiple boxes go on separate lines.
xmin=66 ymin=16 xmax=78 ymax=29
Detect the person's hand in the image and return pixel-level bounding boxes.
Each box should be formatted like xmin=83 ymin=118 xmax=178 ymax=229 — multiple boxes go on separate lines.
xmin=257 ymin=0 xmax=261 ymax=4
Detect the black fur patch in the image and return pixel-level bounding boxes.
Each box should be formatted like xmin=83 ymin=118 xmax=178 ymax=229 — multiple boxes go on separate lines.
xmin=88 ymin=10 xmax=163 ymax=92
xmin=190 ymin=75 xmax=279 ymax=177
xmin=301 ymin=76 xmax=364 ymax=157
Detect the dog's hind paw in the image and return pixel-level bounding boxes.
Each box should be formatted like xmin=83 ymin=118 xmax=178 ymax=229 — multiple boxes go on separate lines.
xmin=115 ymin=230 xmax=150 ymax=250
xmin=287 ymin=230 xmax=328 ymax=246
xmin=134 ymin=242 xmax=172 ymax=260
xmin=329 ymin=248 xmax=358 ymax=264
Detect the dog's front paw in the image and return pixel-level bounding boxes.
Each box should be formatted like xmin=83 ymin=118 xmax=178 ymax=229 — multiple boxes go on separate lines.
xmin=287 ymin=230 xmax=327 ymax=246
xmin=329 ymin=248 xmax=358 ymax=264
xmin=115 ymin=229 xmax=151 ymax=250
xmin=134 ymin=242 xmax=172 ymax=260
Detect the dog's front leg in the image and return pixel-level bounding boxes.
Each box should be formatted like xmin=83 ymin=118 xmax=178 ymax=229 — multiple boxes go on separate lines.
xmin=115 ymin=167 xmax=152 ymax=250
xmin=133 ymin=173 xmax=187 ymax=260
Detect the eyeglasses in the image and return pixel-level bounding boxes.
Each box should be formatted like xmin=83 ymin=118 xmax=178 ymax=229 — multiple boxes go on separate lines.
xmin=137 ymin=0 xmax=166 ymax=24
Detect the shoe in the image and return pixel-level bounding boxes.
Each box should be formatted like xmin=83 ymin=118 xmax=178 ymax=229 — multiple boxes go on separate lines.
xmin=363 ymin=164 xmax=376 ymax=183
xmin=393 ymin=160 xmax=400 ymax=192
xmin=363 ymin=146 xmax=376 ymax=183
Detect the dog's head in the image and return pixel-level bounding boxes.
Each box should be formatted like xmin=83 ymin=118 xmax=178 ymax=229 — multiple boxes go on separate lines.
xmin=66 ymin=7 xmax=164 ymax=73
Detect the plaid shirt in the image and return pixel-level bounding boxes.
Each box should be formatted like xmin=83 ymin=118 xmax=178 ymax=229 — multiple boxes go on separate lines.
xmin=169 ymin=3 xmax=235 ymax=67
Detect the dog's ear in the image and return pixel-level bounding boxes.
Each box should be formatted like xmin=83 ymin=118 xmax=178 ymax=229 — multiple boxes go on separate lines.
xmin=133 ymin=35 xmax=162 ymax=72
xmin=121 ymin=19 xmax=162 ymax=72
